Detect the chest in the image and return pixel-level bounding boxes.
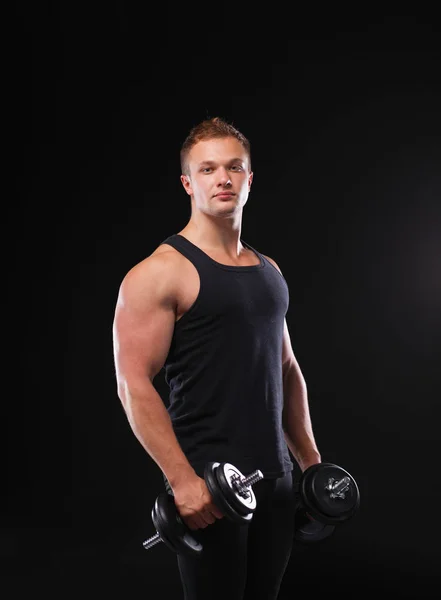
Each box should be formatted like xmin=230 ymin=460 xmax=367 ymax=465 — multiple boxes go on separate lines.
xmin=175 ymin=259 xmax=288 ymax=323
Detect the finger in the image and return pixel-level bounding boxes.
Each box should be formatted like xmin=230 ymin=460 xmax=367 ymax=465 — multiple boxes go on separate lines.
xmin=176 ymin=505 xmax=205 ymax=530
xmin=201 ymin=511 xmax=216 ymax=525
xmin=183 ymin=516 xmax=203 ymax=531
xmin=184 ymin=514 xmax=210 ymax=530
xmin=208 ymin=504 xmax=224 ymax=520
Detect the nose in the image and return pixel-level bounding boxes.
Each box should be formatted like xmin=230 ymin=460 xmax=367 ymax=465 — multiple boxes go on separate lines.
xmin=217 ymin=167 xmax=232 ymax=187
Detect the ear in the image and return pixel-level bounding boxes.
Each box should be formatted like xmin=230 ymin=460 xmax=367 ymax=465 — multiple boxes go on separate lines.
xmin=180 ymin=174 xmax=193 ymax=196
xmin=248 ymin=171 xmax=254 ymax=191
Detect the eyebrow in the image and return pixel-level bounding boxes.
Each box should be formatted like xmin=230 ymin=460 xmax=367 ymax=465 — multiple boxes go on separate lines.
xmin=198 ymin=158 xmax=245 ymax=167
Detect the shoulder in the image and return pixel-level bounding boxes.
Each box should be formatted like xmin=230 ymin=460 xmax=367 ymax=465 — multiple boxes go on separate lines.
xmin=261 ymin=253 xmax=282 ymax=274
xmin=118 ymin=242 xmax=187 ymax=302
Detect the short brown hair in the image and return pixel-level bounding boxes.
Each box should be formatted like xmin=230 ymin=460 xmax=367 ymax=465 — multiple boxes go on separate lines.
xmin=180 ymin=117 xmax=251 ymax=175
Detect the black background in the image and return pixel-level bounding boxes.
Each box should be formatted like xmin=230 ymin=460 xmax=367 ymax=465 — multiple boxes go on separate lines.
xmin=6 ymin=5 xmax=441 ymax=598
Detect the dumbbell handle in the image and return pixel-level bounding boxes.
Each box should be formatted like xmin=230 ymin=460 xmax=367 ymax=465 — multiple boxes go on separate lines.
xmin=143 ymin=532 xmax=162 ymax=550
xmin=325 ymin=476 xmax=351 ymax=499
xmin=230 ymin=469 xmax=263 ymax=499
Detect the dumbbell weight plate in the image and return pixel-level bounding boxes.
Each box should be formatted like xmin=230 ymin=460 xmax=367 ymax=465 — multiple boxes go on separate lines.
xmin=215 ymin=462 xmax=258 ymax=516
xmin=204 ymin=462 xmax=253 ymax=525
xmin=294 ymin=504 xmax=335 ymax=544
xmin=300 ymin=463 xmax=360 ymax=525
xmin=152 ymin=492 xmax=203 ymax=556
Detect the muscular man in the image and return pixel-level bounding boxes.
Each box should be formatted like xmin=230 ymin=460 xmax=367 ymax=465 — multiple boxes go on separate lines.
xmin=112 ymin=117 xmax=321 ymax=599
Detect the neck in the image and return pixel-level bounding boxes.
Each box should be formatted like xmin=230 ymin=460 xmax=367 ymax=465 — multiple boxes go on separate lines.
xmin=180 ymin=212 xmax=243 ymax=254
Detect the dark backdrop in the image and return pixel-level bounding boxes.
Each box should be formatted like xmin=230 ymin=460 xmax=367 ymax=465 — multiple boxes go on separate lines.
xmin=6 ymin=6 xmax=441 ymax=599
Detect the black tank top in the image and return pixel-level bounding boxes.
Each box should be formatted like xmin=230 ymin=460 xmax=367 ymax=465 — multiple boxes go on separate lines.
xmin=160 ymin=234 xmax=293 ymax=479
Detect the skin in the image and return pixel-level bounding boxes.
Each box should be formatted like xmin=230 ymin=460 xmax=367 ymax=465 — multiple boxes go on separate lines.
xmin=112 ymin=136 xmax=321 ymax=531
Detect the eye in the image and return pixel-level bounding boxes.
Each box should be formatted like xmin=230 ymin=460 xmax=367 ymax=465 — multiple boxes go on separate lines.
xmin=201 ymin=167 xmax=212 ymax=173
xmin=230 ymin=165 xmax=243 ymax=171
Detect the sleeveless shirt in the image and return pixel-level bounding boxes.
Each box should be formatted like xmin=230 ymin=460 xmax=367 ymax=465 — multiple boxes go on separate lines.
xmin=160 ymin=234 xmax=294 ymax=479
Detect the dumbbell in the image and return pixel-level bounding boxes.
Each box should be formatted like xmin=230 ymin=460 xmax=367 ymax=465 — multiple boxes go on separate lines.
xmin=142 ymin=492 xmax=203 ymax=556
xmin=142 ymin=461 xmax=264 ymax=556
xmin=294 ymin=462 xmax=360 ymax=544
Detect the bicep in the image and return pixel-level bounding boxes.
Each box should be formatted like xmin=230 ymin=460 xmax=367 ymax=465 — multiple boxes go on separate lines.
xmin=112 ymin=260 xmax=176 ymax=394
xmin=282 ymin=319 xmax=306 ymax=382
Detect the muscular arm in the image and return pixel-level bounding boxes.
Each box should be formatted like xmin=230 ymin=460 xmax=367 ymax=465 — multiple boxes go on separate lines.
xmin=281 ymin=319 xmax=321 ymax=472
xmin=112 ymin=252 xmax=223 ymax=528
xmin=113 ymin=254 xmax=191 ymax=484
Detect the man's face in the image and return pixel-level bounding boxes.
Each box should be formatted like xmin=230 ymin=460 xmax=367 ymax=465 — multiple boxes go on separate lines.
xmin=180 ymin=137 xmax=253 ymax=217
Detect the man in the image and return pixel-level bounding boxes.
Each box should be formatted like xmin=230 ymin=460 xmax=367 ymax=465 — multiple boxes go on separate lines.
xmin=112 ymin=117 xmax=321 ymax=599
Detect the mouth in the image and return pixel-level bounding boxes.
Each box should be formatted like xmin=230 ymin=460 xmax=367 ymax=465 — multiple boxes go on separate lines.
xmin=215 ymin=192 xmax=235 ymax=199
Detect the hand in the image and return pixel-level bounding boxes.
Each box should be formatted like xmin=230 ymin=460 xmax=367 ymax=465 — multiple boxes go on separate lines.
xmin=299 ymin=456 xmax=322 ymax=473
xmin=172 ymin=474 xmax=224 ymax=530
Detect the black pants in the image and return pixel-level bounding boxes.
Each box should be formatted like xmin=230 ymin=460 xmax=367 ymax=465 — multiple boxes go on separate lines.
xmin=169 ymin=470 xmax=295 ymax=600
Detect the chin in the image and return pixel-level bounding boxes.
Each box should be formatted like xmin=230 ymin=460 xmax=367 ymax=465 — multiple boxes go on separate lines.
xmin=213 ymin=206 xmax=238 ymax=216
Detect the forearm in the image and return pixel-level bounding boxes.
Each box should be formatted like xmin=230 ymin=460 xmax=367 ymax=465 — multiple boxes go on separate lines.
xmin=119 ymin=380 xmax=196 ymax=487
xmin=282 ymin=365 xmax=321 ymax=471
